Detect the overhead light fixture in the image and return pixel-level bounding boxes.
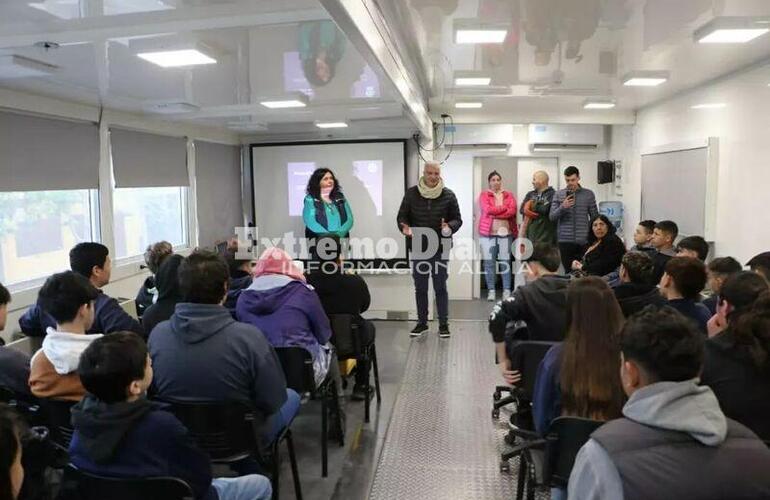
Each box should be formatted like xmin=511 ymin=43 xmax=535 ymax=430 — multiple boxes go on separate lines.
xmin=583 ymin=98 xmax=616 ymax=109
xmin=455 ymin=102 xmax=483 ymax=109
xmin=0 ymin=55 xmax=58 ymax=78
xmin=691 ymin=103 xmax=726 ymax=109
xmin=622 ymin=70 xmax=669 ymax=87
xmin=137 ymin=48 xmax=216 ymax=68
xmin=454 ymin=71 xmax=491 ymax=86
xmin=453 ymin=19 xmax=508 ymax=44
xmin=260 ymin=93 xmax=309 ymax=109
xmin=694 ymin=17 xmax=770 ymax=43
xmin=315 ymin=121 xmax=348 ymax=129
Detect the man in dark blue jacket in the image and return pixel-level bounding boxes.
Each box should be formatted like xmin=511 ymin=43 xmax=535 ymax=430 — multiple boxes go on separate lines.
xmin=70 ymin=332 xmax=271 ymax=500
xmin=18 ymin=242 xmax=144 ymax=338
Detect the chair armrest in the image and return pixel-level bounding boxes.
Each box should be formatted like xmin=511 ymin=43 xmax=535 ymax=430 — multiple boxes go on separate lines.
xmin=506 ymin=438 xmax=548 ymax=458
xmin=510 ymin=428 xmax=541 ymax=441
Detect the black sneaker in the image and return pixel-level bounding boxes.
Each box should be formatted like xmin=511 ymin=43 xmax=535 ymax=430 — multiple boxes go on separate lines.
xmin=410 ymin=323 xmax=429 ymax=337
xmin=438 ymin=323 xmax=450 ymax=338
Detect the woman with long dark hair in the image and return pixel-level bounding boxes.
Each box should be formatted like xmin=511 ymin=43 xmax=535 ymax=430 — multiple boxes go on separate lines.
xmin=702 ymin=271 xmax=770 ymax=441
xmin=571 ymin=214 xmax=626 ymax=277
xmin=303 ymin=168 xmax=354 ymax=240
xmin=0 ymin=404 xmax=24 ymax=500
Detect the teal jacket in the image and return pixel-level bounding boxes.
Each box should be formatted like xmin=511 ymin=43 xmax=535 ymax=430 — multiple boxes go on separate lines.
xmin=302 ymin=194 xmax=353 ymax=238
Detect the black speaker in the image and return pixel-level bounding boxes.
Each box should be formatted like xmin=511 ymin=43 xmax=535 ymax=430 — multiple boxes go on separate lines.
xmin=598 ymin=161 xmax=615 ymax=184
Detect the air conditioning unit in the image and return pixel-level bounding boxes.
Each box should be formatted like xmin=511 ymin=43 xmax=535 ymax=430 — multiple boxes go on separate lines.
xmin=445 ymin=123 xmax=513 ymax=152
xmin=528 ymin=124 xmax=605 ymax=152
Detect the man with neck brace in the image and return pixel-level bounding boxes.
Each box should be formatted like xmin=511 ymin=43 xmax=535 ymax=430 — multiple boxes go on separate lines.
xmin=397 ymin=161 xmax=462 ymax=338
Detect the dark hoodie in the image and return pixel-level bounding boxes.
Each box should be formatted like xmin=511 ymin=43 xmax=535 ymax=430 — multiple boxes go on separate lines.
xmin=489 ymin=274 xmax=570 ymax=342
xmin=69 ymin=395 xmax=216 ymax=500
xmin=224 ymin=270 xmax=253 ymax=316
xmin=141 ymin=254 xmax=183 ymax=336
xmin=148 ymin=302 xmax=287 ymax=416
xmin=614 ymin=282 xmax=666 ymax=318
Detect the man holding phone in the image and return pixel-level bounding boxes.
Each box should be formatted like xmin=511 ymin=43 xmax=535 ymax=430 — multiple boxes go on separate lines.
xmin=549 ymin=166 xmax=599 ymax=272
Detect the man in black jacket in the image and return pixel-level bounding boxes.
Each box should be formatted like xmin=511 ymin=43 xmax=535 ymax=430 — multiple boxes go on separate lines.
xmin=488 ymin=243 xmax=568 ymax=384
xmin=397 ymin=161 xmax=462 ymax=338
xmin=613 ymin=251 xmax=666 ymax=317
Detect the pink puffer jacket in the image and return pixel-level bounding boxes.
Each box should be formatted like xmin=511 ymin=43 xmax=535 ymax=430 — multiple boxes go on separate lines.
xmin=478 ymin=190 xmax=518 ymax=237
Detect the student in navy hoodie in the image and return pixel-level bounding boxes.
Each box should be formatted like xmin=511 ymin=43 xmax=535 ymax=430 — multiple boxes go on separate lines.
xmin=659 ymin=256 xmax=712 ymax=334
xmin=222 ymin=247 xmax=254 ymax=315
xmin=70 ymin=332 xmax=271 ymax=500
xmin=18 ymin=242 xmax=144 ymax=339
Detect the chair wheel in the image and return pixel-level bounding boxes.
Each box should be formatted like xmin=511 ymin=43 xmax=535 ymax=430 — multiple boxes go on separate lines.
xmin=493 ymin=390 xmax=502 ymax=401
xmin=500 ymin=461 xmax=510 ymax=473
xmin=492 ymin=408 xmax=500 ymax=419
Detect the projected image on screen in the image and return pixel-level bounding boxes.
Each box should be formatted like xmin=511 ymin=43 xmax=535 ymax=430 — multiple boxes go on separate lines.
xmin=288 ymin=162 xmax=316 ymax=216
xmin=353 ymin=160 xmax=383 ymax=215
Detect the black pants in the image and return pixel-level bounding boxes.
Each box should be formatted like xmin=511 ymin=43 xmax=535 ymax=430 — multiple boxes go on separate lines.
xmin=558 ymin=242 xmax=585 ymax=273
xmin=355 ymin=320 xmax=376 ymax=388
xmin=411 ymin=257 xmax=449 ymax=324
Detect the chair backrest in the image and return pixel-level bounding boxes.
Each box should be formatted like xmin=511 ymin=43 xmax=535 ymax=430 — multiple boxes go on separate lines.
xmin=328 ymin=313 xmax=361 ymax=359
xmin=58 ymin=464 xmax=194 ymax=500
xmin=156 ymin=399 xmax=260 ymax=463
xmin=508 ymin=340 xmax=559 ymax=400
xmin=40 ymin=399 xmax=76 ymax=450
xmin=0 ymin=386 xmax=47 ymax=428
xmin=543 ymin=416 xmax=605 ymax=488
xmin=274 ymin=347 xmax=315 ymax=393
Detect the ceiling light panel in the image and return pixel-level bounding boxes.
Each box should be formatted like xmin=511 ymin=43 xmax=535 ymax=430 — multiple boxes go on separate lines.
xmin=583 ymin=99 xmax=616 ymax=109
xmin=260 ymin=93 xmax=309 ymax=109
xmin=453 ymin=19 xmax=508 ymax=44
xmin=315 ymin=122 xmax=348 ymax=129
xmin=694 ymin=17 xmax=770 ymax=43
xmin=622 ymin=71 xmax=670 ymax=87
xmin=137 ymin=49 xmax=216 ymax=68
xmin=691 ymin=103 xmax=726 ymax=109
xmin=454 ymin=71 xmax=492 ymax=86
xmin=455 ymin=102 xmax=483 ymax=109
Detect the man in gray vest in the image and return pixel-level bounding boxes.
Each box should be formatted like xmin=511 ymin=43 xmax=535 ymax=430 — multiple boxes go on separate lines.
xmin=549 ymin=166 xmax=598 ymax=272
xmin=568 ymin=306 xmax=770 ymax=500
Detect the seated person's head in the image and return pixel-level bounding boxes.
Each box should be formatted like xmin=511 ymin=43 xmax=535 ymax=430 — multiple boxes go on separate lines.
xmin=620 ymin=306 xmax=703 ymax=395
xmin=526 ymin=243 xmax=561 ymax=278
xmin=588 ymin=214 xmax=616 ymax=243
xmin=178 ymin=250 xmax=230 ymax=305
xmin=651 ymin=221 xmax=678 ymax=250
xmin=143 ymin=241 xmax=173 ymax=275
xmin=747 ymin=252 xmax=770 ymax=282
xmin=38 ymin=271 xmax=99 ymax=330
xmin=660 ymin=257 xmax=707 ymax=300
xmin=253 ymin=247 xmax=306 ymax=282
xmin=717 ymin=271 xmax=769 ymax=324
xmin=676 ymin=236 xmax=709 ymax=261
xmin=78 ymin=332 xmax=151 ymax=404
xmin=0 ymin=404 xmax=25 ymax=500
xmin=0 ymin=282 xmax=9 ymax=332
xmin=633 ymin=220 xmax=656 ymax=247
xmin=223 ymin=248 xmax=255 ymax=278
xmin=620 ymin=251 xmax=655 ymax=285
xmin=70 ymin=242 xmax=111 ymax=288
xmin=707 ymin=257 xmax=743 ymax=295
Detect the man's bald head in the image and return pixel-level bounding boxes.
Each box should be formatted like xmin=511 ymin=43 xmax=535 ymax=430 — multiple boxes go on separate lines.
xmin=532 ymin=170 xmax=550 ymax=191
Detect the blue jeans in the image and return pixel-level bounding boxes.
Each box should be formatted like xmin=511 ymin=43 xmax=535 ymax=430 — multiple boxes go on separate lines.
xmin=411 ymin=257 xmax=449 ymax=324
xmin=480 ymin=236 xmax=512 ymax=291
xmin=265 ymin=388 xmax=301 ymax=443
xmin=212 ymin=474 xmax=272 ymax=500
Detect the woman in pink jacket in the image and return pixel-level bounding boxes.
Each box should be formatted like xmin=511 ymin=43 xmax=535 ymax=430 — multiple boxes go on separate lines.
xmin=479 ymin=171 xmax=518 ymax=301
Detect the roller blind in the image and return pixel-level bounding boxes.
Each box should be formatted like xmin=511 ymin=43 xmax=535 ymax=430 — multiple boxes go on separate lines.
xmin=195 ymin=141 xmax=243 ymax=246
xmin=111 ymin=128 xmax=188 ymax=188
xmin=0 ymin=111 xmax=99 ymax=192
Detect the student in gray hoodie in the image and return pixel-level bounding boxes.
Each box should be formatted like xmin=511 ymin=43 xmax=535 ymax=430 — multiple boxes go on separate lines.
xmin=568 ymin=306 xmax=770 ymax=500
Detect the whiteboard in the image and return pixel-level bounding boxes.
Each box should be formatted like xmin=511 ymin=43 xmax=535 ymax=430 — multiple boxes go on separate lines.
xmin=641 ymin=147 xmax=708 ymax=238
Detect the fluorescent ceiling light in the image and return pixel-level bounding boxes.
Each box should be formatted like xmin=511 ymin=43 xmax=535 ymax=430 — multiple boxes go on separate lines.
xmin=137 ymin=49 xmax=216 ymax=68
xmin=260 ymin=99 xmax=307 ymax=109
xmin=455 ymin=102 xmax=483 ymax=109
xmin=454 ymin=71 xmax=492 ymax=86
xmin=691 ymin=103 xmax=726 ymax=109
xmin=583 ymin=99 xmax=616 ymax=109
xmin=315 ymin=122 xmax=348 ymax=129
xmin=622 ymin=71 xmax=669 ymax=87
xmin=694 ymin=17 xmax=770 ymax=43
xmin=453 ymin=19 xmax=508 ymax=44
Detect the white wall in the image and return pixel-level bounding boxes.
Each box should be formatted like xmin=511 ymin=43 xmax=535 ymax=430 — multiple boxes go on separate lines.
xmin=610 ymin=66 xmax=770 ymax=264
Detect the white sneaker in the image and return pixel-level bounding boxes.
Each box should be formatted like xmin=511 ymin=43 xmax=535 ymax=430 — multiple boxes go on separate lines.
xmin=502 ymin=289 xmax=511 ymax=300
xmin=487 ymin=290 xmax=496 ymax=302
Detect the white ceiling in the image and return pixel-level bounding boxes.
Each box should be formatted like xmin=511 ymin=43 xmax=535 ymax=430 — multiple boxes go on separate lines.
xmin=388 ymin=0 xmax=770 ymax=124
xmin=0 ymin=0 xmax=408 ymax=136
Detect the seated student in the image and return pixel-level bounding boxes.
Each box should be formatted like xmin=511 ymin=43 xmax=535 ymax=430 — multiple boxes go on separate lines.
xmin=604 ymin=220 xmax=656 ymax=287
xmin=19 ymin=243 xmax=144 ymax=338
xmin=568 ymin=307 xmax=770 ymax=499
xmin=703 ymin=257 xmax=743 ymax=315
xmin=570 ymin=214 xmax=625 ymax=277
xmin=306 ymin=236 xmax=375 ymax=401
xmin=149 ymin=250 xmax=299 ymax=445
xmin=0 ymin=284 xmax=32 ymax=397
xmin=28 ymin=272 xmax=102 ymax=401
xmin=533 ymin=277 xmax=625 ymax=435
xmin=747 ymin=251 xmax=770 ymax=282
xmin=489 ymin=243 xmax=569 ymax=384
xmin=135 ymin=241 xmax=173 ymax=319
xmin=701 ymin=272 xmax=770 ymax=442
xmin=141 ymin=254 xmax=183 ymax=337
xmin=659 ymin=257 xmax=712 ymax=334
xmin=223 ymin=247 xmax=254 ymax=314
xmin=650 ymin=220 xmax=678 ymax=284
xmin=613 ymin=252 xmax=666 ymax=317
xmin=0 ymin=404 xmax=25 ymax=500
xmin=676 ymin=235 xmax=709 ymax=261
xmin=70 ymin=332 xmax=271 ymax=500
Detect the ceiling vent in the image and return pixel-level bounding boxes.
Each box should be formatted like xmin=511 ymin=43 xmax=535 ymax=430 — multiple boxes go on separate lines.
xmin=144 ymin=101 xmax=200 ymax=114
xmin=528 ymin=124 xmax=605 ymax=151
xmin=0 ymin=55 xmax=58 ymax=79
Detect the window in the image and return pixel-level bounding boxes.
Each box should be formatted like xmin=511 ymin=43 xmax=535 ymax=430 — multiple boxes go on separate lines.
xmin=0 ymin=190 xmax=98 ymax=286
xmin=112 ymin=186 xmax=188 ymax=260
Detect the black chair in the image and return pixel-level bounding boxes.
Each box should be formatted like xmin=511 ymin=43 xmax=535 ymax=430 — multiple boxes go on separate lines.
xmin=328 ymin=313 xmax=382 ymax=423
xmin=39 ymin=399 xmax=76 ymax=452
xmin=0 ymin=385 xmax=47 ymax=428
xmin=157 ymin=399 xmax=302 ymax=500
xmin=505 ymin=417 xmax=604 ymax=500
xmin=57 ymin=463 xmax=194 ymax=500
xmin=274 ymin=347 xmax=342 ymax=478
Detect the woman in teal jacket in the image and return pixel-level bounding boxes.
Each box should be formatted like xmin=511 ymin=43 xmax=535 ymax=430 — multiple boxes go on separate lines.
xmin=303 ymin=168 xmax=354 ymax=239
